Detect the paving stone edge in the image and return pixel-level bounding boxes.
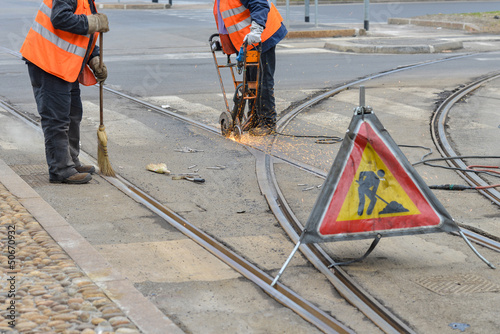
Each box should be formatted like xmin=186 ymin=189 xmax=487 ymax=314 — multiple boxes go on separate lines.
xmin=96 ymin=3 xmax=171 ymax=9
xmin=0 ymin=159 xmax=183 ymax=334
xmin=388 ymin=17 xmax=480 ymax=32
xmin=324 ymin=40 xmax=464 ymax=54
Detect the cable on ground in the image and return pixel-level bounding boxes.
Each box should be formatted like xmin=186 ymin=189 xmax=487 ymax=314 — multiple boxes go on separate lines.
xmin=412 ymin=154 xmax=500 ymax=190
xmin=274 ymin=131 xmax=343 ymax=144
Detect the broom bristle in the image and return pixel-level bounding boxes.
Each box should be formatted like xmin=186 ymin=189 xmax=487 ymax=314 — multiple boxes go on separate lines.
xmin=97 ymin=125 xmax=116 ymax=177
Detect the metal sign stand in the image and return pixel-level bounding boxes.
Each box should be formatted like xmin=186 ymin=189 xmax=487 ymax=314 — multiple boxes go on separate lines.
xmin=270 ymin=86 xmax=495 ymax=288
xmin=271 ymin=233 xmax=304 ymax=287
xmin=459 ymin=231 xmax=495 ymax=269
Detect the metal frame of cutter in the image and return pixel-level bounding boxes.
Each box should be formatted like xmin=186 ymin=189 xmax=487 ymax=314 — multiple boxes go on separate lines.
xmin=209 ymin=34 xmax=262 ymax=140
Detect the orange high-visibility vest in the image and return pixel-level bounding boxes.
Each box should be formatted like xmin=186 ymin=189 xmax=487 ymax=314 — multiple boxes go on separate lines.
xmin=20 ymin=0 xmax=98 ymax=85
xmin=214 ymin=0 xmax=283 ymax=51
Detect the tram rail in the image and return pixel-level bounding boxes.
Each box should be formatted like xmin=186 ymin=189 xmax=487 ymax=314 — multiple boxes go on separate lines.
xmin=2 ymin=45 xmax=499 ymax=333
xmin=104 ymin=52 xmax=500 ymax=331
xmin=431 ymin=72 xmax=500 ymax=207
xmin=255 ymin=55 xmax=500 ymax=332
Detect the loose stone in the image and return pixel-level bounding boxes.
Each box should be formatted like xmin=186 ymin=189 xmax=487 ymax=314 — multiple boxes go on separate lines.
xmin=91 ymin=317 xmax=107 ymax=325
xmin=51 ymin=304 xmax=68 ymax=312
xmin=81 ymin=329 xmax=97 ymax=334
xmin=51 ymin=313 xmax=78 ymax=321
xmin=53 ymin=322 xmax=72 ymax=330
xmin=78 ymin=311 xmax=91 ymax=322
xmin=109 ymin=316 xmax=131 ymax=327
xmin=16 ymin=321 xmax=38 ymax=332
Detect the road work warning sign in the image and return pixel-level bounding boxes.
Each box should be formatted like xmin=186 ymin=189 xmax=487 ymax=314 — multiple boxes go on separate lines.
xmin=302 ymin=112 xmax=458 ymax=244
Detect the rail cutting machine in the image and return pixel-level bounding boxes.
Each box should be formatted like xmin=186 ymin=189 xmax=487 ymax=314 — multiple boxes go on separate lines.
xmin=209 ymin=34 xmax=262 ymax=140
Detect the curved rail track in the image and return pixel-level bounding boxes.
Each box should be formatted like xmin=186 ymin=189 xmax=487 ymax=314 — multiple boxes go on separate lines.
xmin=430 ymin=72 xmax=500 ymax=251
xmin=2 ymin=47 xmax=500 ymax=333
xmin=256 ymin=55 xmax=500 ymax=332
xmin=431 ymin=73 xmax=500 ymax=207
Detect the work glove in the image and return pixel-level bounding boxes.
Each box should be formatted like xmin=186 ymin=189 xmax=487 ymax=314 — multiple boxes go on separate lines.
xmin=243 ymin=21 xmax=264 ymax=45
xmin=89 ymin=56 xmax=108 ymax=83
xmin=87 ymin=13 xmax=110 ymax=34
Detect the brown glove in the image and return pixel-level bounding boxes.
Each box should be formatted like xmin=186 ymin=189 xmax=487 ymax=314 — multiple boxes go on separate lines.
xmin=87 ymin=13 xmax=109 ymax=34
xmin=89 ymin=56 xmax=107 ymax=83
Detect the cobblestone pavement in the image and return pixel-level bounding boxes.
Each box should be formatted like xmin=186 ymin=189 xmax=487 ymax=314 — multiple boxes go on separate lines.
xmin=0 ymin=183 xmax=141 ymax=334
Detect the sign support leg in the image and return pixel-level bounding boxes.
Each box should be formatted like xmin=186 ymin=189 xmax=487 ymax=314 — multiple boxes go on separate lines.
xmin=271 ymin=234 xmax=304 ymax=287
xmin=459 ymin=230 xmax=496 ymax=269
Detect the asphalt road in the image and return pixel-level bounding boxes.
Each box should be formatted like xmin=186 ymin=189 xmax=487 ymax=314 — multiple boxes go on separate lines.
xmin=3 ymin=1 xmax=500 ymax=103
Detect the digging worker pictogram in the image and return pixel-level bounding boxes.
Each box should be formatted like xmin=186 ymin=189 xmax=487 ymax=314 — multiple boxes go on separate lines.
xmin=213 ymin=0 xmax=287 ymax=136
xmin=20 ymin=0 xmax=109 ymax=184
xmin=357 ymin=169 xmax=385 ymax=216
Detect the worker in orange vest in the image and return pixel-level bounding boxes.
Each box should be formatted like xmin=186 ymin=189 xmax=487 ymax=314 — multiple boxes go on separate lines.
xmin=214 ymin=0 xmax=287 ymax=136
xmin=20 ymin=0 xmax=109 ymax=184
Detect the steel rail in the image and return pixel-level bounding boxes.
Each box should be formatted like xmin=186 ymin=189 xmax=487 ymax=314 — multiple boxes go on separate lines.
xmin=254 ymin=151 xmax=415 ymax=334
xmin=4 ymin=46 xmax=498 ymax=332
xmin=431 ymin=72 xmax=500 ymax=206
xmin=103 ymin=86 xmax=220 ymax=136
xmin=258 ymin=55 xmax=500 ymax=333
xmin=255 ymin=66 xmax=436 ymax=334
xmin=430 ymin=72 xmax=500 ymax=250
xmin=255 ymin=55 xmax=486 ymax=334
xmin=0 ymin=45 xmax=477 ymax=179
xmin=0 ymin=98 xmax=352 ymax=334
xmin=107 ymin=175 xmax=354 ymax=334
xmin=454 ymin=228 xmax=500 ymax=253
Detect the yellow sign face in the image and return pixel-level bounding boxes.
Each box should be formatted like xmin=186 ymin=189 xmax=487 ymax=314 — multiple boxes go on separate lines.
xmin=337 ymin=143 xmax=420 ymax=221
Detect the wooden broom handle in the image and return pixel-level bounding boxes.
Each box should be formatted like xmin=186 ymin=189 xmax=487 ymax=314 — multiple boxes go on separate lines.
xmin=99 ymin=33 xmax=104 ymax=126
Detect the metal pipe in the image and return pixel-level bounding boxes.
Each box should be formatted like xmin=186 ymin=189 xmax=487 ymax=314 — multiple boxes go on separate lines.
xmin=315 ymin=0 xmax=318 ymax=28
xmin=271 ymin=238 xmax=303 ymax=287
xmin=359 ymin=85 xmax=365 ymax=107
xmin=305 ymin=0 xmax=310 ymax=23
xmin=286 ymin=0 xmax=290 ymax=28
xmin=364 ymin=0 xmax=369 ymax=31
xmin=459 ymin=230 xmax=496 ymax=269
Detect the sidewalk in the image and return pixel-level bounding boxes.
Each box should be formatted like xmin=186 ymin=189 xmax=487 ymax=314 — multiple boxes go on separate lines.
xmin=0 ymin=160 xmax=182 ymax=334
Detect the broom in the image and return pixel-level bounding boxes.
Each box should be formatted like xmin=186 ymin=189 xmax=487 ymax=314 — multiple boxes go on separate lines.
xmin=97 ymin=32 xmax=116 ymax=177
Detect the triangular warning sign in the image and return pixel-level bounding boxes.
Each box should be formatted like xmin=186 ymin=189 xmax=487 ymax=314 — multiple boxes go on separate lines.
xmin=302 ymin=112 xmax=458 ymax=244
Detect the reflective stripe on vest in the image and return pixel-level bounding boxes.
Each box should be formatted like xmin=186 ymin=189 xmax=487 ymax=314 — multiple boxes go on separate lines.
xmin=221 ymin=5 xmax=247 ymax=19
xmin=225 ymin=17 xmax=252 ymax=35
xmin=20 ymin=0 xmax=95 ymax=83
xmin=31 ymin=21 xmax=88 ymax=59
xmin=215 ymin=0 xmax=283 ymax=50
xmin=221 ymin=4 xmax=251 ymax=35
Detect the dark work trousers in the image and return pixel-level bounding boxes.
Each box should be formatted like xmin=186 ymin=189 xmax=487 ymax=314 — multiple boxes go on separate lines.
xmin=248 ymin=46 xmax=276 ymax=127
xmin=27 ymin=62 xmax=82 ymax=181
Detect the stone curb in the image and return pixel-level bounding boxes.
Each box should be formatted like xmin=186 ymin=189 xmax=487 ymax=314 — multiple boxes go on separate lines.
xmin=324 ymin=40 xmax=463 ymax=54
xmin=285 ymin=28 xmax=362 ymax=39
xmin=96 ymin=3 xmax=171 ymax=9
xmin=388 ymin=18 xmax=480 ymax=32
xmin=0 ymin=159 xmax=183 ymax=334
